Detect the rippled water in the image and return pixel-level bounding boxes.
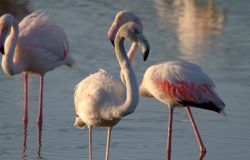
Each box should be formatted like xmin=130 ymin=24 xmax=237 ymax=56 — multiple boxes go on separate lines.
xmin=0 ymin=0 xmax=250 ymax=159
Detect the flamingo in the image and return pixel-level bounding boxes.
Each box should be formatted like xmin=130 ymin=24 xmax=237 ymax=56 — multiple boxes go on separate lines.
xmin=0 ymin=10 xmax=75 ymax=125
xmin=108 ymin=10 xmax=225 ymax=158
xmin=74 ymin=22 xmax=150 ymax=160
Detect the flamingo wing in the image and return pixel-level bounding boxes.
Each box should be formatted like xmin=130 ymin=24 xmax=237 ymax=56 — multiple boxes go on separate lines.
xmin=18 ymin=10 xmax=69 ymax=63
xmin=142 ymin=60 xmax=225 ymax=112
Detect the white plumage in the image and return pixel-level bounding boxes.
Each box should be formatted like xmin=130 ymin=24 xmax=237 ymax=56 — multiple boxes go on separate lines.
xmin=147 ymin=60 xmax=215 ymax=86
xmin=74 ymin=22 xmax=149 ymax=160
xmin=74 ymin=69 xmax=126 ymax=128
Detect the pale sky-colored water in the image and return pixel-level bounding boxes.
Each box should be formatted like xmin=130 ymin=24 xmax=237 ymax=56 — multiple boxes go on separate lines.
xmin=0 ymin=0 xmax=250 ymax=159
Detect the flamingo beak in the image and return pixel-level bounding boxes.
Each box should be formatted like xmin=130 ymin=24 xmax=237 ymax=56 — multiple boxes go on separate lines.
xmin=136 ymin=34 xmax=150 ymax=61
xmin=0 ymin=42 xmax=4 ymax=55
xmin=0 ymin=46 xmax=4 ymax=55
xmin=0 ymin=33 xmax=5 ymax=55
xmin=142 ymin=45 xmax=149 ymax=61
xmin=110 ymin=39 xmax=115 ymax=46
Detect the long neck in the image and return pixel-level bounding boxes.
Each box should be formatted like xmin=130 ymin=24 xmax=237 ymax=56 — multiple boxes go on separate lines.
xmin=114 ymin=36 xmax=139 ymax=118
xmin=1 ymin=19 xmax=23 ymax=75
xmin=128 ymin=42 xmax=138 ymax=61
xmin=120 ymin=42 xmax=138 ymax=84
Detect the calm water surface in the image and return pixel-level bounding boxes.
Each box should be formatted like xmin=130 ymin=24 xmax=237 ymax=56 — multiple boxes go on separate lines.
xmin=0 ymin=0 xmax=250 ymax=159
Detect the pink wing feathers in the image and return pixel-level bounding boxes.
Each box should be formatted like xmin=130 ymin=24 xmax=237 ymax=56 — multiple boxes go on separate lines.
xmin=146 ymin=61 xmax=225 ymax=113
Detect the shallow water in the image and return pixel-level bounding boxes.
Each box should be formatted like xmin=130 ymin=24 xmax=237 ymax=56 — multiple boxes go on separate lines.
xmin=0 ymin=0 xmax=250 ymax=159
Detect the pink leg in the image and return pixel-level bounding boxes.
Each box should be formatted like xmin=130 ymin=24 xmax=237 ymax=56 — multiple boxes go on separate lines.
xmin=105 ymin=127 xmax=112 ymax=160
xmin=89 ymin=127 xmax=93 ymax=160
xmin=36 ymin=76 xmax=43 ymax=158
xmin=22 ymin=73 xmax=28 ymax=159
xmin=22 ymin=122 xmax=27 ymax=159
xmin=23 ymin=72 xmax=29 ymax=125
xmin=36 ymin=76 xmax=44 ymax=125
xmin=167 ymin=107 xmax=174 ymax=160
xmin=186 ymin=107 xmax=206 ymax=152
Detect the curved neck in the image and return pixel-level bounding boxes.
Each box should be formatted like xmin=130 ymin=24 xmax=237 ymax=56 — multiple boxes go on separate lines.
xmin=128 ymin=42 xmax=138 ymax=61
xmin=1 ymin=18 xmax=23 ymax=75
xmin=120 ymin=42 xmax=138 ymax=84
xmin=114 ymin=36 xmax=139 ymax=118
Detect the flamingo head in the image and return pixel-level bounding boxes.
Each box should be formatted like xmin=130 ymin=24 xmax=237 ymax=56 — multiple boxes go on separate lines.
xmin=0 ymin=14 xmax=13 ymax=55
xmin=108 ymin=10 xmax=143 ymax=46
xmin=116 ymin=22 xmax=150 ymax=61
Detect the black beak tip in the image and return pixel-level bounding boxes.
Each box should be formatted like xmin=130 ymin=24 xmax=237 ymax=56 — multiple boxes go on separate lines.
xmin=0 ymin=46 xmax=4 ymax=55
xmin=110 ymin=39 xmax=115 ymax=47
xmin=143 ymin=49 xmax=149 ymax=61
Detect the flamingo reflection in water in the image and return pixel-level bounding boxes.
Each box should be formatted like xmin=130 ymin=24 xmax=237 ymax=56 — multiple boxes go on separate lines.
xmin=108 ymin=10 xmax=226 ymax=160
xmin=21 ymin=125 xmax=43 ymax=160
xmin=153 ymin=0 xmax=226 ymax=62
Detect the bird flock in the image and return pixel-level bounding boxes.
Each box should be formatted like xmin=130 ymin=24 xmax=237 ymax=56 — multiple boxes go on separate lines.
xmin=0 ymin=10 xmax=225 ymax=160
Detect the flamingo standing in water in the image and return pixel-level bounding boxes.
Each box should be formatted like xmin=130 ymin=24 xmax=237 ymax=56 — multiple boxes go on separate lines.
xmin=0 ymin=10 xmax=75 ymax=125
xmin=108 ymin=10 xmax=225 ymax=158
xmin=74 ymin=22 xmax=150 ymax=160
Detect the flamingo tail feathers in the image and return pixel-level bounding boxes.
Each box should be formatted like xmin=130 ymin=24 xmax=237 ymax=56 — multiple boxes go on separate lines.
xmin=177 ymin=100 xmax=225 ymax=114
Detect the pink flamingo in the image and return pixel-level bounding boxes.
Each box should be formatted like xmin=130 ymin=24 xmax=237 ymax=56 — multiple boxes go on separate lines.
xmin=0 ymin=10 xmax=75 ymax=125
xmin=74 ymin=22 xmax=149 ymax=160
xmin=108 ymin=10 xmax=225 ymax=158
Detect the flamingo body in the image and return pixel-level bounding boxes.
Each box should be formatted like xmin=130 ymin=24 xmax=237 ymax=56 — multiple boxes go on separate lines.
xmin=74 ymin=22 xmax=149 ymax=160
xmin=0 ymin=10 xmax=74 ymax=124
xmin=1 ymin=10 xmax=74 ymax=76
xmin=139 ymin=60 xmax=225 ymax=158
xmin=140 ymin=60 xmax=225 ymax=113
xmin=74 ymin=69 xmax=125 ymax=128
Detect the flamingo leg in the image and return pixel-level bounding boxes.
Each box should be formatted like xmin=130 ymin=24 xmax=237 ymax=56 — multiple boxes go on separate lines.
xmin=89 ymin=127 xmax=93 ymax=160
xmin=167 ymin=107 xmax=174 ymax=159
xmin=22 ymin=121 xmax=28 ymax=159
xmin=23 ymin=72 xmax=29 ymax=125
xmin=36 ymin=76 xmax=44 ymax=125
xmin=37 ymin=122 xmax=42 ymax=159
xmin=22 ymin=73 xmax=28 ymax=159
xmin=105 ymin=127 xmax=112 ymax=160
xmin=185 ymin=107 xmax=206 ymax=152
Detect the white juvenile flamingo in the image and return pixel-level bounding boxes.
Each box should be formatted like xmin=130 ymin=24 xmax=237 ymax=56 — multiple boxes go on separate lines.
xmin=108 ymin=10 xmax=225 ymax=158
xmin=74 ymin=22 xmax=150 ymax=160
xmin=0 ymin=10 xmax=75 ymax=125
